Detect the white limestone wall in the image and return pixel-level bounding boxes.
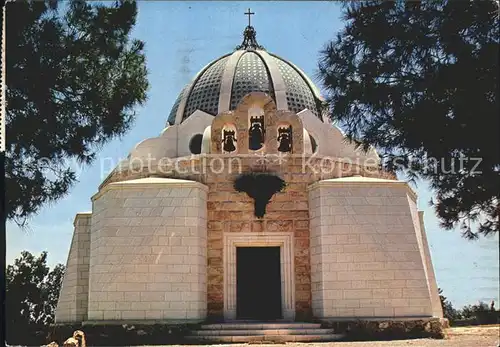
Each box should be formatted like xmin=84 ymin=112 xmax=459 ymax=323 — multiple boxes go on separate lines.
xmin=201 ymin=126 xmax=212 ymax=154
xmin=308 ymin=177 xmax=434 ymax=319
xmin=303 ymin=128 xmax=313 ymax=154
xmin=298 ymin=110 xmax=345 ymax=158
xmin=298 ymin=109 xmax=380 ymax=166
xmin=55 ymin=213 xmax=91 ymax=323
xmin=124 ymin=110 xmax=213 ymax=171
xmin=88 ymin=178 xmax=207 ymax=322
xmin=129 ymin=126 xmax=178 ymax=161
xmin=177 ymin=110 xmax=213 ymax=157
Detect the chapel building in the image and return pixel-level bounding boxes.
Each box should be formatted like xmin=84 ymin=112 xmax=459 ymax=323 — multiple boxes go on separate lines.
xmin=55 ymin=23 xmax=443 ymax=325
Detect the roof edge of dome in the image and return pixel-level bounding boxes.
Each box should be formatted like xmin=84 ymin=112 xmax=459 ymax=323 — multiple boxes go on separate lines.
xmin=268 ymin=52 xmax=323 ymax=102
xmin=269 ymin=52 xmax=326 ymax=122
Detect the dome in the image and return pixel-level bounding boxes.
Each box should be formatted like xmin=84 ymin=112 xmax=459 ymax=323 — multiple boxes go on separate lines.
xmin=167 ymin=26 xmax=325 ymax=125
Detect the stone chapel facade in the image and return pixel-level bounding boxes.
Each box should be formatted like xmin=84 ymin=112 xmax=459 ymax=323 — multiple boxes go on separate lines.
xmin=55 ymin=25 xmax=443 ymax=324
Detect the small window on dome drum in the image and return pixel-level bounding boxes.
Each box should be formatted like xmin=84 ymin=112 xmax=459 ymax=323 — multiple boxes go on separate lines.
xmin=309 ymin=134 xmax=318 ymax=153
xmin=189 ymin=134 xmax=203 ymax=154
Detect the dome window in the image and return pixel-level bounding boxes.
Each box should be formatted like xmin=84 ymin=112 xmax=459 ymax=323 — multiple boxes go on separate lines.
xmin=189 ymin=134 xmax=203 ymax=154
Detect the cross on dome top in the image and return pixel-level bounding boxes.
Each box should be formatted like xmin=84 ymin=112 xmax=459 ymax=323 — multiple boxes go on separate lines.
xmin=235 ymin=8 xmax=264 ymax=51
xmin=245 ymin=8 xmax=255 ymax=26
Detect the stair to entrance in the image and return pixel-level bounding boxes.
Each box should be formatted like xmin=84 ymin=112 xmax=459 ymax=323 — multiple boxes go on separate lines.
xmin=185 ymin=322 xmax=345 ymax=343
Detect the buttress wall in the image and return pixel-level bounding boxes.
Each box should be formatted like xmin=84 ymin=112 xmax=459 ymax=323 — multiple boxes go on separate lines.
xmin=55 ymin=213 xmax=91 ymax=323
xmin=87 ymin=177 xmax=208 ymax=322
xmin=308 ymin=177 xmax=435 ymax=319
xmin=418 ymin=211 xmax=444 ymax=318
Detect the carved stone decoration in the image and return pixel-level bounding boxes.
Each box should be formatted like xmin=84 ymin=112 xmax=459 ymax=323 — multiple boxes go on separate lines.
xmin=222 ymin=124 xmax=238 ymax=153
xmin=277 ymin=125 xmax=292 ymax=153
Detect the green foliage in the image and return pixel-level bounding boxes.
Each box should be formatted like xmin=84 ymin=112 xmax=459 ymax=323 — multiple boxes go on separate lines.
xmin=438 ymin=288 xmax=462 ymax=323
xmin=438 ymin=288 xmax=499 ymax=326
xmin=5 ymin=0 xmax=149 ymax=226
xmin=461 ymin=301 xmax=498 ymax=324
xmin=461 ymin=302 xmax=489 ymax=319
xmin=234 ymin=172 xmax=286 ymax=217
xmin=6 ymin=251 xmax=65 ymax=344
xmin=318 ymin=0 xmax=499 ymax=239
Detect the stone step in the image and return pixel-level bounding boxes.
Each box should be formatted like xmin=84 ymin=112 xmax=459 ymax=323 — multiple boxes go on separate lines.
xmin=185 ymin=334 xmax=344 ymax=343
xmin=192 ymin=328 xmax=335 ymax=336
xmin=200 ymin=322 xmax=322 ymax=330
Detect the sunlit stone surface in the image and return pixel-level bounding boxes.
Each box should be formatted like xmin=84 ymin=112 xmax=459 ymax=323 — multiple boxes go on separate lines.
xmin=55 ymin=26 xmax=442 ymax=324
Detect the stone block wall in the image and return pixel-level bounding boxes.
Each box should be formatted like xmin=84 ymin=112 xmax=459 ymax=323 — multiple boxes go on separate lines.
xmin=55 ymin=213 xmax=91 ymax=323
xmin=308 ymin=178 xmax=434 ymax=319
xmin=80 ymin=93 xmax=401 ymax=323
xmin=87 ymin=178 xmax=207 ymax=322
xmin=205 ymin=169 xmax=312 ymax=320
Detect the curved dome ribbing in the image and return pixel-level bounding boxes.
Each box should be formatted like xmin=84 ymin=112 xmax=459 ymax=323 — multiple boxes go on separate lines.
xmin=167 ymin=28 xmax=325 ymax=125
xmin=229 ymin=52 xmax=273 ymax=111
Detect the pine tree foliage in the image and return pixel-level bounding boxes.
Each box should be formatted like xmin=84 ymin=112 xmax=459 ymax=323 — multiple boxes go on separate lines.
xmin=438 ymin=288 xmax=461 ymax=323
xmin=6 ymin=251 xmax=65 ymax=343
xmin=5 ymin=0 xmax=149 ymax=225
xmin=318 ymin=0 xmax=499 ymax=239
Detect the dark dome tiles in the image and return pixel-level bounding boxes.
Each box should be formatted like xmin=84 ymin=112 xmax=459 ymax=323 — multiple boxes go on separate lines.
xmin=271 ymin=56 xmax=319 ymax=117
xmin=182 ymin=56 xmax=229 ymax=121
xmin=229 ymin=52 xmax=274 ymax=110
xmin=167 ymin=85 xmax=188 ymax=125
xmin=168 ymin=50 xmax=323 ymax=126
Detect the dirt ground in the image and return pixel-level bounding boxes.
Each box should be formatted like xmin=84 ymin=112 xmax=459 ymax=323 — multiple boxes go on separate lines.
xmin=148 ymin=325 xmax=499 ymax=347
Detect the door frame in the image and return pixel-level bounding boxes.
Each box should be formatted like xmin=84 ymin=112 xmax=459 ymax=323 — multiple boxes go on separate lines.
xmin=223 ymin=232 xmax=295 ymax=321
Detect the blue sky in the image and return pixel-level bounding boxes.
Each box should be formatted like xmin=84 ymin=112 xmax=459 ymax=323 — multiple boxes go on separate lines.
xmin=6 ymin=1 xmax=499 ymax=308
